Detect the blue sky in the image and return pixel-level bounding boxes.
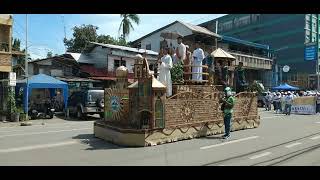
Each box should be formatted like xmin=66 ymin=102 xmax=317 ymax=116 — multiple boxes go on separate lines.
xmin=12 ymin=14 xmax=225 ymax=59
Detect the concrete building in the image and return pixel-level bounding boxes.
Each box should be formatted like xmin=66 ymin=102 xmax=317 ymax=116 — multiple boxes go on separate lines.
xmin=200 ymin=14 xmax=320 ymax=89
xmin=0 ymin=14 xmax=13 ymax=112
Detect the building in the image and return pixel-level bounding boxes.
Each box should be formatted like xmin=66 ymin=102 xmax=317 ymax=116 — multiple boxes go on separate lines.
xmin=131 ymin=20 xmax=220 ymax=53
xmin=200 ymin=14 xmax=320 ymax=89
xmin=0 ymin=14 xmax=13 ymax=112
xmin=79 ymin=42 xmax=159 ymax=85
xmin=131 ymin=20 xmax=273 ymax=89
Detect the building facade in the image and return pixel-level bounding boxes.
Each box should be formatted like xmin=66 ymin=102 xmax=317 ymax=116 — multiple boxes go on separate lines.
xmin=0 ymin=14 xmax=13 ymax=112
xmin=200 ymin=14 xmax=320 ymax=89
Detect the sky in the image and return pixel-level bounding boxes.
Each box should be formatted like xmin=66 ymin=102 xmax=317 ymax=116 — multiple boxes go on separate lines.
xmin=12 ymin=14 xmax=225 ymax=59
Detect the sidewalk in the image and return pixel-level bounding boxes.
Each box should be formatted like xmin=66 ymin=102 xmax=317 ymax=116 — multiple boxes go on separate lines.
xmin=0 ymin=115 xmax=71 ymax=128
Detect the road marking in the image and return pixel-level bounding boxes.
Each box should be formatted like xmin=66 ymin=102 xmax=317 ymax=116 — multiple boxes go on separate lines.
xmin=262 ymin=116 xmax=279 ymax=119
xmin=310 ymin=135 xmax=320 ymax=140
xmin=0 ymin=128 xmax=91 ymax=138
xmin=0 ymin=140 xmax=79 ymax=153
xmin=315 ymin=122 xmax=320 ymax=124
xmin=285 ymin=142 xmax=302 ymax=148
xmin=249 ymin=152 xmax=272 ymax=160
xmin=0 ymin=126 xmax=72 ymax=133
xmin=200 ymin=136 xmax=259 ymax=150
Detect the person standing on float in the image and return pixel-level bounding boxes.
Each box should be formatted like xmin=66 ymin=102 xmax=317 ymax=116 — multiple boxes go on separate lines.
xmin=158 ymin=47 xmax=173 ymax=97
xmin=192 ymin=41 xmax=205 ymax=81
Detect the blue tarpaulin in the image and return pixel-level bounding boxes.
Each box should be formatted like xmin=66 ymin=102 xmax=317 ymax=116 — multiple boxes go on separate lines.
xmin=16 ymin=74 xmax=68 ymax=113
xmin=272 ymin=83 xmax=300 ymax=91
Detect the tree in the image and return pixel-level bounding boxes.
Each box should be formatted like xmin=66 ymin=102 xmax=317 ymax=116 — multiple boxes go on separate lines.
xmin=119 ymin=14 xmax=140 ymax=40
xmin=63 ymin=24 xmax=99 ymax=53
xmin=12 ymin=38 xmax=21 ymax=51
xmin=47 ymin=51 xmax=53 ymax=58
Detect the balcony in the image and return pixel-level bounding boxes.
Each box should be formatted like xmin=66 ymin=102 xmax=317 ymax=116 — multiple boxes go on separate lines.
xmin=228 ymin=51 xmax=273 ymax=70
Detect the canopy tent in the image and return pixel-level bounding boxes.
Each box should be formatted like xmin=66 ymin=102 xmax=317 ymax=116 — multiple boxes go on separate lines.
xmin=16 ymin=74 xmax=69 ymax=113
xmin=211 ymin=48 xmax=236 ymax=61
xmin=272 ymin=83 xmax=300 ymax=91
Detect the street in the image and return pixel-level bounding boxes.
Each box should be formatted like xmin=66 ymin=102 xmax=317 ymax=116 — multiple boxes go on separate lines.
xmin=0 ymin=110 xmax=320 ymax=166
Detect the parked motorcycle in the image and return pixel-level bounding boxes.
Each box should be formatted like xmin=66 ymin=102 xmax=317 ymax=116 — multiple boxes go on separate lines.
xmin=29 ymin=99 xmax=55 ymax=119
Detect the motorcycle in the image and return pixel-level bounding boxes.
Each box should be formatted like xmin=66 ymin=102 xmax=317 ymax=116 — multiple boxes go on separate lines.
xmin=29 ymin=99 xmax=55 ymax=119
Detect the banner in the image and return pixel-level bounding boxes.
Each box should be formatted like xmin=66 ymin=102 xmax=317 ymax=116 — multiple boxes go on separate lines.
xmin=291 ymin=96 xmax=317 ymax=115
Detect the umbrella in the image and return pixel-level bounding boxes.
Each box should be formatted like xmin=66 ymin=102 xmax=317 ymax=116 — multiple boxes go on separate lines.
xmin=160 ymin=31 xmax=182 ymax=49
xmin=160 ymin=31 xmax=182 ymax=40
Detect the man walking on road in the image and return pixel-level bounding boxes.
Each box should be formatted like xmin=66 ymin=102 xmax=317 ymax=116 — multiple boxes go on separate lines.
xmin=284 ymin=92 xmax=293 ymax=115
xmin=221 ymin=87 xmax=236 ymax=139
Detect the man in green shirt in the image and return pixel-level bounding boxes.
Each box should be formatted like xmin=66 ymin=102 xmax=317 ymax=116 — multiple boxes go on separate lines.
xmin=221 ymin=87 xmax=236 ymax=139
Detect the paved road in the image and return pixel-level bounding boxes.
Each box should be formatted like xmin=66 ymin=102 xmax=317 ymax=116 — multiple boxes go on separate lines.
xmin=0 ymin=110 xmax=320 ymax=166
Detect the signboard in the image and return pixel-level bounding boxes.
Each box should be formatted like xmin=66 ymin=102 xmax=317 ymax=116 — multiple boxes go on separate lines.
xmin=291 ymin=96 xmax=317 ymax=115
xmin=283 ymin=65 xmax=290 ymax=72
xmin=8 ymin=72 xmax=16 ymax=86
xmin=304 ymin=45 xmax=317 ymax=61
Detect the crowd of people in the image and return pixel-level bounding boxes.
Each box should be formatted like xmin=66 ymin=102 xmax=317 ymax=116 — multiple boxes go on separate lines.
xmin=157 ymin=36 xmax=245 ymax=97
xmin=263 ymin=91 xmax=320 ymax=115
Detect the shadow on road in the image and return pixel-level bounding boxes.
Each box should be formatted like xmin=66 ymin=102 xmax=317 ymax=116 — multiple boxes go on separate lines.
xmin=56 ymin=114 xmax=100 ymax=122
xmin=72 ymin=133 xmax=125 ymax=150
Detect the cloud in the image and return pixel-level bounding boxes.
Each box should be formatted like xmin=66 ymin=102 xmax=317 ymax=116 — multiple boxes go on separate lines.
xmin=28 ymin=45 xmax=54 ymax=59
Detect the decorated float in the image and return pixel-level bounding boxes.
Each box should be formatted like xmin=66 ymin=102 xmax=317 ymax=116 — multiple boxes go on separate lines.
xmin=94 ymin=49 xmax=260 ymax=147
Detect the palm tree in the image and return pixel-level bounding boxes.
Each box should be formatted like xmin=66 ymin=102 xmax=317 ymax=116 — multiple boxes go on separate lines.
xmin=119 ymin=14 xmax=140 ymax=40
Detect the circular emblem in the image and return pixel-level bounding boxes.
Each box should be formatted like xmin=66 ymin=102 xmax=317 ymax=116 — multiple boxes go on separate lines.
xmin=283 ymin=65 xmax=290 ymax=72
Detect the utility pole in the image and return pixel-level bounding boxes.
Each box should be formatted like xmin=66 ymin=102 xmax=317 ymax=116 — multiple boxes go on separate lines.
xmin=62 ymin=15 xmax=67 ymax=52
xmin=25 ymin=14 xmax=29 ymax=121
xmin=215 ymin=20 xmax=218 ymax=50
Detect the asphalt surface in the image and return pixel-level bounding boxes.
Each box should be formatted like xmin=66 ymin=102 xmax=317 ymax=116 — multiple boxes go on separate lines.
xmin=0 ymin=109 xmax=320 ymax=166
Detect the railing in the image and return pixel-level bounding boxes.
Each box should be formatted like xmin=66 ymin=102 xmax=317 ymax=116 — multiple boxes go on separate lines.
xmin=183 ymin=65 xmax=209 ymax=84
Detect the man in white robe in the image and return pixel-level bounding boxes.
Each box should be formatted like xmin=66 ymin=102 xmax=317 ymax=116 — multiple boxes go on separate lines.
xmin=192 ymin=42 xmax=205 ymax=81
xmin=176 ymin=36 xmax=186 ymax=64
xmin=158 ymin=47 xmax=173 ymax=97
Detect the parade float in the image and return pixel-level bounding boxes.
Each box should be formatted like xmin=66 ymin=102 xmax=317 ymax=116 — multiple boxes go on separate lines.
xmin=94 ymin=49 xmax=260 ymax=147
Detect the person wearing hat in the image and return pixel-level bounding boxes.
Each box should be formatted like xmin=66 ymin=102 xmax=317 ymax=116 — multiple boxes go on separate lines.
xmin=220 ymin=87 xmax=236 ymax=139
xmin=158 ymin=47 xmax=173 ymax=97
xmin=175 ymin=36 xmax=186 ymax=64
xmin=192 ymin=41 xmax=205 ymax=81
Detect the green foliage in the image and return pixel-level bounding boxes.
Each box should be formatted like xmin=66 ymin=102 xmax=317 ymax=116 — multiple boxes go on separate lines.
xmin=247 ymin=81 xmax=264 ymax=94
xmin=64 ymin=24 xmax=130 ymax=53
xmin=170 ymin=62 xmax=184 ymax=84
xmin=12 ymin=38 xmax=21 ymax=51
xmin=119 ymin=14 xmax=140 ymax=39
xmin=7 ymin=88 xmax=17 ymax=113
xmin=47 ymin=51 xmax=53 ymax=58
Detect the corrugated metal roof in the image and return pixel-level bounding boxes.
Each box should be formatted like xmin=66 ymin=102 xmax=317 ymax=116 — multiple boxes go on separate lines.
xmin=179 ymin=21 xmax=221 ymax=38
xmin=88 ymin=42 xmax=159 ymax=56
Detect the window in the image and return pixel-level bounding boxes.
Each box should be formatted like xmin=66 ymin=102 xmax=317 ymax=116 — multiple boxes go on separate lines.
xmin=114 ymin=59 xmax=126 ymax=69
xmin=306 ymin=20 xmax=311 ymax=29
xmin=146 ymin=44 xmax=151 ymax=50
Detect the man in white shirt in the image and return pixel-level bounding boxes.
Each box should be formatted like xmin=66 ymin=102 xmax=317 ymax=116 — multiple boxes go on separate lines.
xmin=175 ymin=36 xmax=186 ymax=64
xmin=192 ymin=41 xmax=205 ymax=81
xmin=284 ymin=92 xmax=294 ymax=115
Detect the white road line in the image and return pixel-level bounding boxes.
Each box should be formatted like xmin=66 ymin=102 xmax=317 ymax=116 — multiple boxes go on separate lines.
xmin=0 ymin=128 xmax=91 ymax=138
xmin=262 ymin=116 xmax=279 ymax=119
xmin=310 ymin=135 xmax=320 ymax=140
xmin=315 ymin=122 xmax=320 ymax=124
xmin=249 ymin=152 xmax=272 ymax=160
xmin=0 ymin=126 xmax=72 ymax=133
xmin=200 ymin=136 xmax=259 ymax=150
xmin=285 ymin=142 xmax=302 ymax=148
xmin=0 ymin=141 xmax=79 ymax=153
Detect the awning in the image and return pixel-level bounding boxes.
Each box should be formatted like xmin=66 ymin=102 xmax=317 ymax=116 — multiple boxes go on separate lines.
xmin=211 ymin=48 xmax=236 ymax=60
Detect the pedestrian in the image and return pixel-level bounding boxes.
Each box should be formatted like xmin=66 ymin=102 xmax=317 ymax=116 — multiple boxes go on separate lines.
xmin=284 ymin=92 xmax=293 ymax=115
xmin=175 ymin=36 xmax=186 ymax=64
xmin=316 ymin=92 xmax=320 ymax=114
xmin=273 ymin=92 xmax=281 ymax=114
xmin=221 ymin=87 xmax=236 ymax=139
xmin=265 ymin=92 xmax=272 ymax=111
xmin=272 ymin=92 xmax=277 ymax=112
xmin=192 ymin=41 xmax=205 ymax=81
